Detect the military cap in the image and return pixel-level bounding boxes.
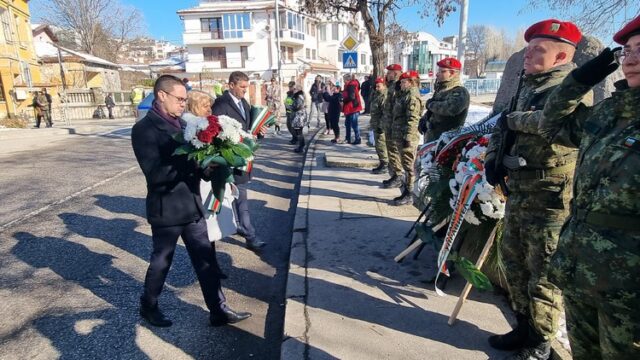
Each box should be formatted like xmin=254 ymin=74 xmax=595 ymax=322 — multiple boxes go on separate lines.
xmin=374 ymin=77 xmax=385 ymax=84
xmin=437 ymin=58 xmax=462 ymax=70
xmin=614 ymin=15 xmax=640 ymax=45
xmin=399 ymin=70 xmax=419 ymax=80
xmin=386 ymin=64 xmax=402 ymax=71
xmin=524 ymin=19 xmax=582 ymax=47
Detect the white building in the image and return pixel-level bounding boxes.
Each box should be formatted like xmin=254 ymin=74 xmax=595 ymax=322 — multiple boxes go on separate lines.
xmin=391 ymin=32 xmax=457 ymax=80
xmin=178 ymin=0 xmax=373 ymax=85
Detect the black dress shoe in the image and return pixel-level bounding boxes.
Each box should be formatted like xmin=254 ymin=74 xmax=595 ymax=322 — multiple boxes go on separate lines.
xmin=246 ymin=238 xmax=266 ymax=250
xmin=210 ymin=308 xmax=252 ymax=326
xmin=140 ymin=304 xmax=172 ymax=327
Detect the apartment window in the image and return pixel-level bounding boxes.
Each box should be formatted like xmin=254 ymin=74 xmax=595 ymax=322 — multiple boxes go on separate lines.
xmin=1 ymin=9 xmax=13 ymax=43
xmin=338 ymin=50 xmax=344 ymax=64
xmin=240 ymin=46 xmax=248 ymax=68
xmin=370 ymin=55 xmax=373 ymax=65
xmin=223 ymin=13 xmax=250 ymax=39
xmin=280 ymin=46 xmax=294 ymax=63
xmin=319 ymin=25 xmax=326 ymax=41
xmin=331 ymin=23 xmax=339 ymax=41
xmin=306 ymin=48 xmax=310 ymax=59
xmin=361 ymin=54 xmax=366 ymax=65
xmin=20 ymin=61 xmax=32 ymax=87
xmin=280 ymin=11 xmax=304 ymax=40
xmin=311 ymin=24 xmax=316 ymax=37
xmin=203 ymin=47 xmax=227 ymax=68
xmin=201 ymin=17 xmax=223 ymax=39
xmin=312 ymin=49 xmax=317 ymax=60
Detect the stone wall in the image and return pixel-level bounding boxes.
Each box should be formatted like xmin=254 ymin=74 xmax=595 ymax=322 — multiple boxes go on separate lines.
xmin=492 ymin=35 xmax=624 ymax=113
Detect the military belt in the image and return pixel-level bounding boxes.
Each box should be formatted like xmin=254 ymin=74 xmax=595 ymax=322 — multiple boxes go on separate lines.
xmin=508 ymin=163 xmax=575 ymax=180
xmin=574 ymin=209 xmax=640 ymax=232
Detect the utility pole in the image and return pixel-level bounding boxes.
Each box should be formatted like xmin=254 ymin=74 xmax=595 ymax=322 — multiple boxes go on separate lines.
xmin=457 ymin=0 xmax=469 ymax=74
xmin=275 ymin=0 xmax=283 ymax=83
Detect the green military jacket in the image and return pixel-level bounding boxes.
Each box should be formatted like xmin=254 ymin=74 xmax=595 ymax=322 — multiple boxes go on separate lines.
xmin=539 ymin=74 xmax=640 ymax=298
xmin=486 ymin=63 xmax=593 ymax=192
xmin=369 ymin=88 xmax=387 ymax=130
xmin=426 ymin=77 xmax=470 ymax=141
xmin=391 ymin=86 xmax=423 ymax=142
xmin=381 ymin=79 xmax=399 ymax=130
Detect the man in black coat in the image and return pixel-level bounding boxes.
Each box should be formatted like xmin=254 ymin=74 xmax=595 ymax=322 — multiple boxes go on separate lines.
xmin=131 ymin=74 xmax=250 ymax=327
xmin=211 ymin=71 xmax=267 ymax=250
xmin=360 ymin=75 xmax=372 ymax=114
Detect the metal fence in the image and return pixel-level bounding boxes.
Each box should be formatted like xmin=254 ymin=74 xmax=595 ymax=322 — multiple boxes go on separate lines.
xmin=463 ymin=78 xmax=501 ymax=96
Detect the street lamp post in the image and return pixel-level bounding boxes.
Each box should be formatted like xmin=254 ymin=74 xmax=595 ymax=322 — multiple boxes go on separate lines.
xmin=457 ymin=0 xmax=468 ymax=74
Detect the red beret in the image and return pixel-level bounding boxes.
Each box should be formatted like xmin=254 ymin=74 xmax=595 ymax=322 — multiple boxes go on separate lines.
xmin=613 ymin=15 xmax=640 ymax=45
xmin=386 ymin=64 xmax=402 ymax=71
xmin=374 ymin=77 xmax=385 ymax=85
xmin=399 ymin=70 xmax=419 ymax=80
xmin=437 ymin=58 xmax=461 ymax=70
xmin=524 ymin=19 xmax=582 ymax=47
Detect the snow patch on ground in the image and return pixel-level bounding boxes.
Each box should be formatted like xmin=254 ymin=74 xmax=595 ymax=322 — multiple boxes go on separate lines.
xmin=465 ymin=104 xmax=493 ymax=126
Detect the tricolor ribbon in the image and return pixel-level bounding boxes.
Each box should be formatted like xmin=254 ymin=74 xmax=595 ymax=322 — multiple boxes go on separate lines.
xmin=435 ymin=172 xmax=483 ymax=296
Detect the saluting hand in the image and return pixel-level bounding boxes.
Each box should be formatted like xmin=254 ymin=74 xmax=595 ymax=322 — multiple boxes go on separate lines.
xmin=572 ymin=47 xmax=622 ymax=86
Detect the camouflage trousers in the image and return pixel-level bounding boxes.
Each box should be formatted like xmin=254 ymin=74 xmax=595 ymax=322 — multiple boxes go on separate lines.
xmin=563 ymin=291 xmax=640 ymax=360
xmin=501 ymin=192 xmax=567 ymax=339
xmin=394 ymin=137 xmax=418 ymax=190
xmin=385 ymin=125 xmax=401 ymax=176
xmin=373 ymin=127 xmax=388 ymax=164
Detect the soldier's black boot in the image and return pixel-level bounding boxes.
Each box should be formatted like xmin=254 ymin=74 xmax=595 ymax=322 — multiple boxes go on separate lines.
xmin=502 ymin=326 xmax=551 ymax=360
xmin=371 ymin=162 xmax=387 ymax=174
xmin=488 ymin=313 xmax=529 ymax=351
xmin=383 ymin=175 xmax=403 ymax=189
xmin=394 ymin=189 xmax=412 ymax=206
xmin=382 ymin=175 xmax=395 ymax=186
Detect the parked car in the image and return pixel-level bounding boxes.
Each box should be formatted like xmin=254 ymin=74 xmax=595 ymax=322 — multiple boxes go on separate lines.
xmin=136 ymin=93 xmax=154 ymax=122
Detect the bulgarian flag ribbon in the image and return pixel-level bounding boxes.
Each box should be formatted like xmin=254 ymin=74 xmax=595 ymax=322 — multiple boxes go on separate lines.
xmin=250 ymin=105 xmax=277 ymax=136
xmin=435 ymin=172 xmax=484 ymax=296
xmin=203 ymin=188 xmax=223 ymax=214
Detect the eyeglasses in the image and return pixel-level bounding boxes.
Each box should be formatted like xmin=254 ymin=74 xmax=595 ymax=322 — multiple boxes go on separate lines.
xmin=614 ymin=48 xmax=640 ymax=65
xmin=162 ymin=90 xmax=187 ymax=104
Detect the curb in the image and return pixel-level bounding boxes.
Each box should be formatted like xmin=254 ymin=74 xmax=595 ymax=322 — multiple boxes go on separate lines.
xmin=281 ymin=127 xmax=322 ymax=360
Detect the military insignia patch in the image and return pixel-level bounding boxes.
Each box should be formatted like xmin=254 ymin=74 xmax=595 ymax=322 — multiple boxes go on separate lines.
xmin=550 ymin=23 xmax=560 ymax=32
xmin=623 ymin=137 xmax=640 ymax=151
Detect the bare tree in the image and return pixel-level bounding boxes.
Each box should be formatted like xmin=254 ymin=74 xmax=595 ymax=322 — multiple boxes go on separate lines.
xmin=299 ymin=0 xmax=457 ymax=77
xmin=35 ymin=0 xmax=145 ymax=62
xmin=526 ymin=0 xmax=639 ymax=36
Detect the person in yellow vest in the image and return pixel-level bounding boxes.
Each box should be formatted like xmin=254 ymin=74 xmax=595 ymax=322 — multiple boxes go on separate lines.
xmin=130 ymin=87 xmax=144 ymax=117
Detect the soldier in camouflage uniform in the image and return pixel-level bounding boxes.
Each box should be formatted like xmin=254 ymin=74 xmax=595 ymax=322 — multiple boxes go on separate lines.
xmin=484 ymin=20 xmax=592 ymax=360
xmin=424 ymin=58 xmax=470 ymax=142
xmin=370 ymin=77 xmax=388 ymax=174
xmin=381 ymin=64 xmax=404 ymax=189
xmin=538 ymin=17 xmax=640 ymax=360
xmin=390 ymin=70 xmax=423 ymax=206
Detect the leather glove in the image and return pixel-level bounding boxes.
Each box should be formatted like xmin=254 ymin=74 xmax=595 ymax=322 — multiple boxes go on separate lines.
xmin=403 ymin=139 xmax=412 ymax=149
xmin=572 ymin=47 xmax=621 ymax=86
xmin=484 ymin=157 xmax=498 ymax=186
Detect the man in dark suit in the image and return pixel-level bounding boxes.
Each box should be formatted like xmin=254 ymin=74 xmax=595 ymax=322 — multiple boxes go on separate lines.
xmin=131 ymin=74 xmax=250 ymax=327
xmin=212 ymin=71 xmax=267 ymax=251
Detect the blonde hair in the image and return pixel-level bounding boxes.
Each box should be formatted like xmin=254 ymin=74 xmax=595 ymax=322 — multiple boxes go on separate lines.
xmin=186 ymin=90 xmax=213 ymax=117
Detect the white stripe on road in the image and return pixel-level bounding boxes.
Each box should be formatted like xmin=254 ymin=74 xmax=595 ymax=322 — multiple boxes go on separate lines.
xmin=0 ymin=166 xmax=138 ymax=233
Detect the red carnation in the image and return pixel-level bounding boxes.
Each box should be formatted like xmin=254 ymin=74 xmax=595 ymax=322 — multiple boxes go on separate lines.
xmin=477 ymin=136 xmax=489 ymax=147
xmin=197 ymin=128 xmax=215 ymax=143
xmin=206 ymin=115 xmax=222 ymax=138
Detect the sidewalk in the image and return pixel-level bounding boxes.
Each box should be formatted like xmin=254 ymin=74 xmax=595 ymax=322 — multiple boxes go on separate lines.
xmin=281 ymin=119 xmax=516 ymax=360
xmin=0 ymin=117 xmax=135 ymax=158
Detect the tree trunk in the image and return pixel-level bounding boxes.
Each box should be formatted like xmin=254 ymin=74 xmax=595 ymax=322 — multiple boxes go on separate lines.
xmin=371 ymin=44 xmax=386 ymax=78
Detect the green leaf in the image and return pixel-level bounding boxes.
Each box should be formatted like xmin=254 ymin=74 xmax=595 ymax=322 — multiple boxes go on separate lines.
xmin=209 ymin=166 xmax=233 ymax=202
xmin=201 ymin=155 xmax=227 ymax=168
xmin=454 ymin=256 xmax=493 ymax=291
xmin=231 ymin=142 xmax=253 ymax=159
xmin=173 ymin=145 xmax=192 ymax=156
xmin=221 ymin=147 xmax=236 ymax=165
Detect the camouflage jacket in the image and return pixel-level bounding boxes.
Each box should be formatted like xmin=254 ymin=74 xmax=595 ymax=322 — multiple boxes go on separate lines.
xmin=486 ymin=63 xmax=592 ymax=192
xmin=391 ymin=87 xmax=423 ymax=142
xmin=539 ymin=74 xmax=640 ymax=298
xmin=370 ymin=88 xmax=387 ymax=129
xmin=426 ymin=77 xmax=470 ymax=141
xmin=382 ymin=79 xmax=399 ymax=129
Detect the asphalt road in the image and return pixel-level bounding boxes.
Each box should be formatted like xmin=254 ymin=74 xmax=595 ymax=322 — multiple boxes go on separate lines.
xmin=0 ymin=127 xmax=305 ymax=359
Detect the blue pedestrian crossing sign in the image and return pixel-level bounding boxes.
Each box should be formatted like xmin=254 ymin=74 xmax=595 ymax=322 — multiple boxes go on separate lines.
xmin=343 ymin=52 xmax=358 ymax=69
